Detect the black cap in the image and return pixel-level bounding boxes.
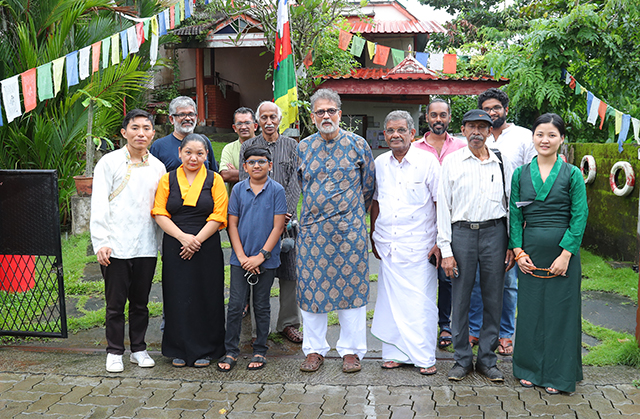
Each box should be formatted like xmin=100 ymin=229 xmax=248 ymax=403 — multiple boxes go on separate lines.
xmin=462 ymin=109 xmax=493 ymax=125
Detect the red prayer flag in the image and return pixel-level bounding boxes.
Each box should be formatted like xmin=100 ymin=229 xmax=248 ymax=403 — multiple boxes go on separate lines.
xmin=136 ymin=22 xmax=145 ymax=46
xmin=443 ymin=54 xmax=457 ymax=74
xmin=303 ymin=49 xmax=313 ymax=68
xmin=569 ymin=76 xmax=576 ymax=90
xmin=21 ymin=68 xmax=37 ymax=112
xmin=338 ymin=30 xmax=353 ymax=51
xmin=169 ymin=7 xmax=175 ymax=29
xmin=373 ymin=45 xmax=390 ymax=66
xmin=91 ymin=42 xmax=101 ymax=74
xmin=598 ymin=101 xmax=607 ymax=130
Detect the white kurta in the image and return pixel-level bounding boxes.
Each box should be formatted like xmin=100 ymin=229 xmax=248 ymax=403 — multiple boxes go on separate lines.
xmin=370 ymin=147 xmax=440 ymax=368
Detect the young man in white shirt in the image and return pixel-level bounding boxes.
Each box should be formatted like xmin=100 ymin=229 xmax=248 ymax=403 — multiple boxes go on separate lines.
xmin=91 ymin=109 xmax=166 ymax=373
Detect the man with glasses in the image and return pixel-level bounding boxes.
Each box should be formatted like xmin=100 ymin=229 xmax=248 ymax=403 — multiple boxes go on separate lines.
xmin=437 ymin=109 xmax=515 ymax=382
xmin=238 ymin=101 xmax=302 ymax=345
xmin=220 ymin=107 xmax=258 ymax=196
xmin=150 ymin=96 xmax=219 ymax=172
xmin=296 ymin=89 xmax=375 ymax=374
xmin=370 ymin=110 xmax=440 ymax=375
xmin=467 ymin=88 xmax=536 ymax=356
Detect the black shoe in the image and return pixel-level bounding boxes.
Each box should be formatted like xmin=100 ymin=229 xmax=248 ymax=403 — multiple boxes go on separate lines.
xmin=476 ymin=363 xmax=504 ymax=382
xmin=448 ymin=362 xmax=473 ymax=381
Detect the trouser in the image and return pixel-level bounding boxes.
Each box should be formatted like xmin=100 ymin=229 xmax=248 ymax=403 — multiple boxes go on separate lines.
xmin=101 ymin=257 xmax=156 ymax=355
xmin=300 ymin=306 xmax=367 ymax=360
xmin=437 ymin=266 xmax=452 ymax=332
xmin=225 ymin=266 xmax=275 ymax=357
xmin=450 ymin=221 xmax=507 ymax=369
xmin=469 ymin=266 xmax=518 ymax=339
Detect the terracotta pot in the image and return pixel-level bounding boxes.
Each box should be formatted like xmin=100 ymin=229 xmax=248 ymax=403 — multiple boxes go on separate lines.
xmin=73 ymin=175 xmax=93 ymax=197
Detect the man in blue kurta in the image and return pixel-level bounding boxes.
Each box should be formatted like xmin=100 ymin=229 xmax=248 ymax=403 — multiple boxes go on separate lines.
xmin=296 ymin=89 xmax=375 ymax=374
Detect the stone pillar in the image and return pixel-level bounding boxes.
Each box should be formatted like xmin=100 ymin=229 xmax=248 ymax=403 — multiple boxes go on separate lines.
xmin=71 ymin=194 xmax=91 ymax=235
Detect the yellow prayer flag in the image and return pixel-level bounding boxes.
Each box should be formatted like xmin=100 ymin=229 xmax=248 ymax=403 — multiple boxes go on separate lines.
xmin=615 ymin=110 xmax=623 ymax=135
xmin=111 ymin=34 xmax=120 ymax=65
xmin=367 ymin=41 xmax=376 ymax=60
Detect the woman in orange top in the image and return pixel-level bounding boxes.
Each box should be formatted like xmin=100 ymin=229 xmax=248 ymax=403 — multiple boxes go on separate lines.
xmin=152 ymin=134 xmax=228 ymax=368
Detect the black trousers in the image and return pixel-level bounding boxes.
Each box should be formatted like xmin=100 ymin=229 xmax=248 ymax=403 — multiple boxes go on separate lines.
xmin=101 ymin=257 xmax=156 ymax=355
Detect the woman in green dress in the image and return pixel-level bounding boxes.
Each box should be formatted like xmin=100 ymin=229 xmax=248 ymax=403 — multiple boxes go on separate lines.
xmin=510 ymin=113 xmax=588 ymax=394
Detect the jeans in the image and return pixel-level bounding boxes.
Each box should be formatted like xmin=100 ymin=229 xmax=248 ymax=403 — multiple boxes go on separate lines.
xmin=469 ymin=265 xmax=517 ymax=339
xmin=437 ymin=266 xmax=452 ymax=332
xmin=225 ymin=266 xmax=275 ymax=357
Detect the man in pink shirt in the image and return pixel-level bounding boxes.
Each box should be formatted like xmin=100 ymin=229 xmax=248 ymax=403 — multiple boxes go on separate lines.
xmin=412 ymin=99 xmax=466 ymax=349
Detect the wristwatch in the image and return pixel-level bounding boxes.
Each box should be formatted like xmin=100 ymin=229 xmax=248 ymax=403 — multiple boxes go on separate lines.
xmin=259 ymin=249 xmax=271 ymax=260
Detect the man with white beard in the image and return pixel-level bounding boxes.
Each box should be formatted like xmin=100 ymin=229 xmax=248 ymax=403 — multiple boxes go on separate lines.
xmin=150 ymin=96 xmax=219 ymax=172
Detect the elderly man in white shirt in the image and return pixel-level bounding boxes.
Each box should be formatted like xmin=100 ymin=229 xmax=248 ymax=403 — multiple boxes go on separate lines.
xmin=91 ymin=109 xmax=166 ymax=373
xmin=437 ymin=109 xmax=515 ymax=382
xmin=370 ymin=110 xmax=441 ymax=375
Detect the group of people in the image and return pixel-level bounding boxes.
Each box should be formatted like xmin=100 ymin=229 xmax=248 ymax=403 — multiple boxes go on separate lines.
xmin=90 ymin=87 xmax=588 ymax=395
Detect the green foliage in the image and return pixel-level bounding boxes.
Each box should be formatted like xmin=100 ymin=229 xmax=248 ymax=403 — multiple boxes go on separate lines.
xmin=581 ymin=249 xmax=638 ymax=303
xmin=582 ymin=319 xmax=640 ymax=367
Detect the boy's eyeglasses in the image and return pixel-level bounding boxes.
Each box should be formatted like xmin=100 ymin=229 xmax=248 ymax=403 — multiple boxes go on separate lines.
xmin=245 ymin=159 xmax=269 ymax=166
xmin=314 ymin=108 xmax=339 ymax=117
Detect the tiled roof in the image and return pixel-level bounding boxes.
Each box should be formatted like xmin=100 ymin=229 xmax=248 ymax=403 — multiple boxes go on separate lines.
xmin=172 ymin=22 xmax=215 ymax=36
xmin=320 ymin=68 xmax=507 ymax=82
xmin=348 ymin=20 xmax=446 ymax=34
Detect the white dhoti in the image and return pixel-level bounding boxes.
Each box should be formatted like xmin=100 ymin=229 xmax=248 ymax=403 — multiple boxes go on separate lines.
xmin=371 ymin=251 xmax=438 ymax=368
xmin=300 ymin=306 xmax=367 ymax=360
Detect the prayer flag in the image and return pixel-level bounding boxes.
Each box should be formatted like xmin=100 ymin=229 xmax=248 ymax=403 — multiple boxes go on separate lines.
xmin=143 ymin=19 xmax=150 ymax=40
xmin=159 ymin=11 xmax=167 ymax=36
xmin=136 ymin=22 xmax=145 ymax=47
xmin=0 ymin=101 xmax=3 ymax=126
xmin=111 ymin=34 xmax=120 ymax=65
xmin=569 ymin=76 xmax=576 ymax=89
xmin=574 ymin=81 xmax=581 ymax=95
xmin=367 ymin=41 xmax=376 ymax=60
xmin=350 ymin=36 xmax=365 ymax=57
xmin=632 ymin=117 xmax=640 ymax=144
xmin=169 ymin=6 xmax=175 ymax=29
xmin=52 ymin=57 xmax=65 ymax=96
xmin=21 ymin=68 xmax=37 ymax=113
xmin=416 ymin=52 xmax=429 ymax=68
xmin=127 ymin=26 xmax=139 ymax=54
xmin=338 ymin=30 xmax=352 ymax=51
xmin=174 ymin=4 xmax=181 ymax=25
xmin=185 ymin=0 xmax=192 ymax=19
xmin=598 ymin=101 xmax=607 ymax=130
xmin=1 ymin=75 xmax=22 ymax=123
xmin=66 ymin=51 xmax=79 ymax=87
xmin=120 ymin=30 xmax=128 ymax=59
xmin=373 ymin=45 xmax=390 ymax=66
xmin=587 ymin=93 xmax=599 ymax=125
xmin=150 ymin=16 xmax=159 ymax=67
xmin=102 ymin=37 xmax=111 ymax=70
xmin=303 ymin=49 xmax=313 ymax=68
xmin=91 ymin=42 xmax=101 ymax=74
xmin=180 ymin=0 xmax=185 ymax=22
xmin=391 ymin=48 xmax=404 ymax=66
xmin=163 ymin=9 xmax=170 ymax=32
xmin=37 ymin=63 xmax=54 ymax=101
xmin=443 ymin=54 xmax=457 ymax=74
xmin=79 ymin=45 xmax=91 ymax=80
xmin=615 ymin=110 xmax=623 ymax=134
xmin=618 ymin=114 xmax=631 ymax=152
xmin=429 ymin=53 xmax=444 ymax=71
xmin=565 ymin=71 xmax=571 ymax=84
xmin=273 ymin=0 xmax=298 ymax=133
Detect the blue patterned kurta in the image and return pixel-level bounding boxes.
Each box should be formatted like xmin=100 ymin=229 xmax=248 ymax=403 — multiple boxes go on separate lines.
xmin=296 ymin=129 xmax=375 ymax=313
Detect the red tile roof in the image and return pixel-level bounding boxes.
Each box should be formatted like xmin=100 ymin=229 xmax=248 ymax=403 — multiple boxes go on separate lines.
xmin=348 ymin=20 xmax=446 ymax=34
xmin=320 ymin=68 xmax=507 ymax=82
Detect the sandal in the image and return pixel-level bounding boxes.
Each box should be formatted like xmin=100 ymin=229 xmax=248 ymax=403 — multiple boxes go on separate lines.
xmin=300 ymin=353 xmax=324 ymax=372
xmin=217 ymin=355 xmax=237 ymax=372
xmin=497 ymin=338 xmax=513 ymax=356
xmin=469 ymin=335 xmax=479 ymax=348
xmin=545 ymin=387 xmax=560 ymax=395
xmin=342 ymin=354 xmax=361 ymax=373
xmin=381 ymin=361 xmax=405 ymax=369
xmin=281 ymin=326 xmax=303 ymax=343
xmin=242 ymin=303 xmax=250 ymax=318
xmin=519 ymin=379 xmax=534 ymax=388
xmin=438 ymin=330 xmax=452 ymax=349
xmin=419 ymin=365 xmax=437 ymax=376
xmin=247 ymin=354 xmax=267 ymax=370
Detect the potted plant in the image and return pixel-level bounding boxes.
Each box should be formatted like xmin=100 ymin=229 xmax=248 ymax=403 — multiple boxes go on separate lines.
xmin=73 ymin=90 xmax=113 ymax=196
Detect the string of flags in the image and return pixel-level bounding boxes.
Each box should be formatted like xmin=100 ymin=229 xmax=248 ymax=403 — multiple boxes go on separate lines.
xmin=0 ymin=0 xmax=198 ymax=127
xmin=332 ymin=29 xmax=460 ymax=74
xmin=564 ymin=70 xmax=640 ymax=153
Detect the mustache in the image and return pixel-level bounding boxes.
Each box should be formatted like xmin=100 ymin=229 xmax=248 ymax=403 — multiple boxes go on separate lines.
xmin=469 ymin=134 xmax=484 ymax=141
xmin=264 ymin=124 xmax=276 ymax=129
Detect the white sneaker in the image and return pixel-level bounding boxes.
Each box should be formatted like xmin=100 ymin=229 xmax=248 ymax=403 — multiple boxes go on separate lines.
xmin=130 ymin=350 xmax=155 ymax=368
xmin=106 ymin=353 xmax=124 ymax=373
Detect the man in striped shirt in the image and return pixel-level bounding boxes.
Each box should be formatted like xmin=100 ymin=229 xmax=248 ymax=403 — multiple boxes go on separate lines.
xmin=437 ymin=109 xmax=515 ymax=383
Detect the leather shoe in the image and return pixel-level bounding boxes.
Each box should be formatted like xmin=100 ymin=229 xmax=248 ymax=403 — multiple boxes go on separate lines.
xmin=476 ymin=363 xmax=504 ymax=382
xmin=300 ymin=353 xmax=324 ymax=372
xmin=448 ymin=362 xmax=473 ymax=381
xmin=342 ymin=354 xmax=361 ymax=373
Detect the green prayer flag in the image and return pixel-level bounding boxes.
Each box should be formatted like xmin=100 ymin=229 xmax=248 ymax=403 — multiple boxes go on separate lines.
xmin=37 ymin=63 xmax=54 ymax=101
xmin=350 ymin=36 xmax=366 ymax=57
xmin=574 ymin=81 xmax=581 ymax=95
xmin=143 ymin=19 xmax=150 ymax=40
xmin=391 ymin=48 xmax=405 ymax=66
xmin=102 ymin=37 xmax=111 ymax=70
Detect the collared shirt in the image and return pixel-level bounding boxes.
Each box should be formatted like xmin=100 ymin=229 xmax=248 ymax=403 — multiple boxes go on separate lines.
xmin=372 ymin=147 xmax=440 ymax=263
xmin=220 ymin=138 xmax=242 ymax=196
xmin=437 ymin=146 xmax=513 ymax=258
xmin=412 ymin=132 xmax=467 ymax=165
xmin=239 ymin=133 xmax=300 ymax=216
xmin=149 ymin=133 xmax=219 ymax=172
xmin=487 ymin=124 xmax=536 ymax=172
xmin=228 ymin=177 xmax=287 ymax=270
xmin=90 ymin=147 xmax=166 ymax=258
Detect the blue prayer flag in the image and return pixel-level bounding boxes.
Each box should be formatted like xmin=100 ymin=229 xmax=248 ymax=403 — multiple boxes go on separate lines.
xmin=586 ymin=91 xmax=593 ymax=113
xmin=416 ymin=52 xmax=429 ymax=68
xmin=185 ymin=0 xmax=191 ymax=19
xmin=120 ymin=30 xmax=128 ymax=59
xmin=66 ymin=51 xmax=79 ymax=87
xmin=619 ymin=114 xmax=631 ymax=153
xmin=159 ymin=11 xmax=167 ymax=36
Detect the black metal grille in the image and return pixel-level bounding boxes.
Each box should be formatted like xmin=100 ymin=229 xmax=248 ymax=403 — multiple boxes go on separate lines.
xmin=0 ymin=170 xmax=67 ymax=338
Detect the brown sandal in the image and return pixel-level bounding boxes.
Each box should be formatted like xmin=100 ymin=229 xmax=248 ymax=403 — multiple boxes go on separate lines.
xmin=300 ymin=353 xmax=324 ymax=372
xmin=342 ymin=354 xmax=361 ymax=373
xmin=281 ymin=326 xmax=303 ymax=343
xmin=498 ymin=338 xmax=513 ymax=355
xmin=469 ymin=335 xmax=479 ymax=347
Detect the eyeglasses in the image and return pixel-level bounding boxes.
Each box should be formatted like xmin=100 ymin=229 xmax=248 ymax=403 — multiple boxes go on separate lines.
xmin=385 ymin=128 xmax=408 ymax=135
xmin=234 ymin=121 xmax=255 ymax=127
xmin=245 ymin=159 xmax=270 ymax=166
xmin=314 ymin=108 xmax=339 ymax=117
xmin=482 ymin=105 xmax=503 ymax=113
xmin=172 ymin=112 xmax=197 ymax=119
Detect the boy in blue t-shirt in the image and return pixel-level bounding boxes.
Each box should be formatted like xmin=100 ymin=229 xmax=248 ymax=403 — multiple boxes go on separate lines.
xmin=218 ymin=147 xmax=287 ymax=372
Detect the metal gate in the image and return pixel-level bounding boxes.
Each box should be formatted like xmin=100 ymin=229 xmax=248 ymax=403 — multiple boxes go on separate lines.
xmin=0 ymin=170 xmax=67 ymax=338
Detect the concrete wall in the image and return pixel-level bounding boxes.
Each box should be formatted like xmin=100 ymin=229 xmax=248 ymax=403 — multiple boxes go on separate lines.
xmin=570 ymin=143 xmax=639 ymax=262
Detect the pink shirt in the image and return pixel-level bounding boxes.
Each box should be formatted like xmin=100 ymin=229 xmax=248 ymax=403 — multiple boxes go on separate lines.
xmin=412 ymin=132 xmax=467 ymax=165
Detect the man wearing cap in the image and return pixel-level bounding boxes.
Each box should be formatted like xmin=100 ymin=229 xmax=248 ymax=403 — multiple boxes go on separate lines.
xmin=437 ymin=109 xmax=515 ymax=382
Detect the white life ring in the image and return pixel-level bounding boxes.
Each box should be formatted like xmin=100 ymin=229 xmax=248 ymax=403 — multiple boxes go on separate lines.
xmin=580 ymin=155 xmax=596 ymax=184
xmin=609 ymin=161 xmax=635 ymax=197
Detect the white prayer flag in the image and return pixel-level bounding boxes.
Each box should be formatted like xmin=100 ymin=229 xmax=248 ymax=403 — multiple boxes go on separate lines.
xmin=632 ymin=117 xmax=640 ymax=144
xmin=127 ymin=26 xmax=139 ymax=54
xmin=1 ymin=75 xmax=22 ymax=123
xmin=587 ymin=96 xmax=600 ymax=125
xmin=79 ymin=45 xmax=91 ymax=80
xmin=150 ymin=16 xmax=159 ymax=67
xmin=428 ymin=53 xmax=444 ymax=71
